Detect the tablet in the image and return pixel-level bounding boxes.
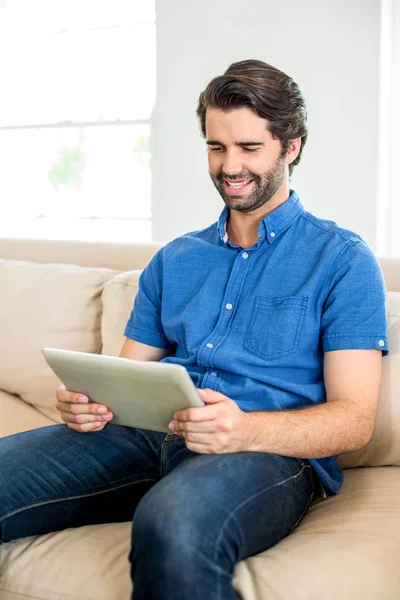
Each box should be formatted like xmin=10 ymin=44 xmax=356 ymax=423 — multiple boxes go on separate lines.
xmin=41 ymin=347 xmax=204 ymax=433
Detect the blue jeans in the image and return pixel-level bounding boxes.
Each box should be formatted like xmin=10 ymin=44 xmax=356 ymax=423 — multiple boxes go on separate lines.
xmin=0 ymin=424 xmax=318 ymax=599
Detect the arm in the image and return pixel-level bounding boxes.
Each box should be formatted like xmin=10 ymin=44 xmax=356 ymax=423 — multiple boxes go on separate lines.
xmin=119 ymin=338 xmax=170 ymax=362
xmin=243 ymin=349 xmax=382 ymax=458
xmin=171 ymin=349 xmax=383 ymax=457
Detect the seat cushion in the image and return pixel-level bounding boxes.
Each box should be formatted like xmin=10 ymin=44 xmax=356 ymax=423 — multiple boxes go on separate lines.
xmin=233 ymin=466 xmax=400 ymax=600
xmin=0 ymin=389 xmax=55 ymax=439
xmin=1 ymin=467 xmax=399 ymax=600
xmin=0 ymin=523 xmax=132 ymax=600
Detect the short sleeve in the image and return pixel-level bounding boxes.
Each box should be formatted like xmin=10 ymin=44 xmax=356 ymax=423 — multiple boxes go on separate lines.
xmin=124 ymin=248 xmax=174 ymax=350
xmin=321 ymin=240 xmax=389 ymax=355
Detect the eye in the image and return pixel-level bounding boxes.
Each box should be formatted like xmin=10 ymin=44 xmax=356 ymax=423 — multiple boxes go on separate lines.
xmin=209 ymin=147 xmax=224 ymax=152
xmin=243 ymin=147 xmax=259 ymax=153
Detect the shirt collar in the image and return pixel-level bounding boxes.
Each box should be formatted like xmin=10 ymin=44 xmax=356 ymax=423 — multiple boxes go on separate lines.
xmin=217 ymin=189 xmax=304 ymax=248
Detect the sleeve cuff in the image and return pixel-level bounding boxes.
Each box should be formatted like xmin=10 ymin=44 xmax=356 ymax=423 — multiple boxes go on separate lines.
xmin=124 ymin=323 xmax=173 ymax=350
xmin=322 ymin=334 xmax=389 ymax=356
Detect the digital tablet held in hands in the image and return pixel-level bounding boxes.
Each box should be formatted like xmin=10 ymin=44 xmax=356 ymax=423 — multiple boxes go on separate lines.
xmin=41 ymin=347 xmax=204 ymax=433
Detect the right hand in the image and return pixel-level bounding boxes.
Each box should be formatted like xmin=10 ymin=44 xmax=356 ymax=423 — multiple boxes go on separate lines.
xmin=56 ymin=384 xmax=114 ymax=433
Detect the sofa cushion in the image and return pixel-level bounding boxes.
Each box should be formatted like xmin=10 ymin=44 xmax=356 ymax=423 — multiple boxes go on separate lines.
xmin=0 ymin=259 xmax=118 ymax=423
xmin=338 ymin=292 xmax=400 ymax=469
xmin=234 ymin=466 xmax=400 ymax=600
xmin=386 ymin=291 xmax=400 ymax=354
xmin=101 ymin=270 xmax=141 ymax=357
xmin=1 ymin=467 xmax=399 ymax=600
xmin=0 ymin=389 xmax=55 ymax=439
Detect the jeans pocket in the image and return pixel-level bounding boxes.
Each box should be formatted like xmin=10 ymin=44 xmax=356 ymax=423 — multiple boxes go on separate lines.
xmin=244 ymin=295 xmax=308 ymax=360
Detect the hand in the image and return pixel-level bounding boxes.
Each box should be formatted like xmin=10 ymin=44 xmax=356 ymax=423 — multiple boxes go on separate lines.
xmin=168 ymin=388 xmax=250 ymax=454
xmin=55 ymin=384 xmax=113 ymax=433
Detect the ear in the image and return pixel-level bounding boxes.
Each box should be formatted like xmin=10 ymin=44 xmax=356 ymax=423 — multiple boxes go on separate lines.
xmin=286 ymin=138 xmax=301 ymax=166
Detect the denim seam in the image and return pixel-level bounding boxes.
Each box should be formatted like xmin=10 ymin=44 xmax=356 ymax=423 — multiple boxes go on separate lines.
xmin=321 ymin=240 xmax=355 ymax=300
xmin=214 ymin=464 xmax=308 ymax=600
xmin=301 ymin=211 xmax=355 ymax=242
xmin=160 ymin=440 xmax=169 ymax=477
xmin=1 ymin=477 xmax=157 ymax=522
xmin=286 ymin=489 xmax=314 ymax=536
xmin=244 ymin=296 xmax=308 ymax=361
xmin=322 ymin=333 xmax=387 ymax=339
xmin=124 ymin=326 xmax=172 ymax=350
xmin=2 ymin=470 xmax=153 ymax=516
xmin=168 ymin=445 xmax=190 ymax=464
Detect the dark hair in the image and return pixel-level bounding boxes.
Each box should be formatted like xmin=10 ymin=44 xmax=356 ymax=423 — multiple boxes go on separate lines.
xmin=196 ymin=59 xmax=308 ymax=176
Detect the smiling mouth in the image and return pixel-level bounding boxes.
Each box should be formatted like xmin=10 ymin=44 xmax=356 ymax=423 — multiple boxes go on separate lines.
xmin=223 ymin=179 xmax=254 ymax=194
xmin=224 ymin=179 xmax=253 ymax=188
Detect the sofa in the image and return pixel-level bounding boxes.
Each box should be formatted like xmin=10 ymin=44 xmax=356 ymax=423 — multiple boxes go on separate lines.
xmin=0 ymin=236 xmax=399 ymax=600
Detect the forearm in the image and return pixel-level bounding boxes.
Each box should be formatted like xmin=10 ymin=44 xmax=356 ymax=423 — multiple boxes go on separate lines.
xmin=242 ymin=398 xmax=374 ymax=458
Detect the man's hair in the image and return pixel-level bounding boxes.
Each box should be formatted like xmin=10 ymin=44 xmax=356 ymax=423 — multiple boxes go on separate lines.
xmin=196 ymin=59 xmax=308 ymax=176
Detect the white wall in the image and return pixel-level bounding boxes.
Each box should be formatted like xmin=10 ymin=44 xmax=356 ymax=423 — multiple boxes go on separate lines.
xmin=388 ymin=0 xmax=400 ymax=255
xmin=152 ymin=0 xmax=382 ymax=249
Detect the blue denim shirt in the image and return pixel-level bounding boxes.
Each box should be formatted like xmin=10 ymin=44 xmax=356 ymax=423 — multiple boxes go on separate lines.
xmin=124 ymin=190 xmax=389 ymax=495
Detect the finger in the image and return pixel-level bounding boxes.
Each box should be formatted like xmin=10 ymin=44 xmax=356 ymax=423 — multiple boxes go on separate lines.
xmin=178 ymin=431 xmax=214 ymax=444
xmin=56 ymin=400 xmax=111 ymax=417
xmin=90 ymin=424 xmax=107 ymax=432
xmin=67 ymin=421 xmax=107 ymax=433
xmin=198 ymin=388 xmax=228 ymax=404
xmin=61 ymin=412 xmax=113 ymax=424
xmin=174 ymin=405 xmax=218 ymax=423
xmin=56 ymin=387 xmax=89 ymax=405
xmin=169 ymin=420 xmax=215 ymax=434
xmin=184 ymin=441 xmax=212 ymax=454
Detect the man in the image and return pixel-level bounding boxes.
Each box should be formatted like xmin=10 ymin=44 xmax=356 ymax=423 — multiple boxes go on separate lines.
xmin=0 ymin=60 xmax=388 ymax=599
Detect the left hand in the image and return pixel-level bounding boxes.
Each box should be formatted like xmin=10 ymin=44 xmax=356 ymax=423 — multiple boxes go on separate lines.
xmin=168 ymin=388 xmax=250 ymax=454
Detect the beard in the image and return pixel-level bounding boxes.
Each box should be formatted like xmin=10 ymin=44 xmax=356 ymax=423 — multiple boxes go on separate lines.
xmin=209 ymin=154 xmax=286 ymax=213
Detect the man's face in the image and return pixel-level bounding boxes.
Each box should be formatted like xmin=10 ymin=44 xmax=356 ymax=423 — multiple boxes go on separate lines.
xmin=206 ymin=107 xmax=287 ymax=213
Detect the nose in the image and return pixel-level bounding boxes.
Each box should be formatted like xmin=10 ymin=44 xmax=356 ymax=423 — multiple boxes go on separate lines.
xmin=222 ymin=150 xmax=242 ymax=176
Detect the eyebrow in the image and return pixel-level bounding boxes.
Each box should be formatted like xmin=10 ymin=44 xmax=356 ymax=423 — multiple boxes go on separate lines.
xmin=206 ymin=140 xmax=265 ymax=147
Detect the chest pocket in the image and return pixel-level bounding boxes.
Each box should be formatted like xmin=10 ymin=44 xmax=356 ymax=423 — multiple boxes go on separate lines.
xmin=244 ymin=295 xmax=308 ymax=360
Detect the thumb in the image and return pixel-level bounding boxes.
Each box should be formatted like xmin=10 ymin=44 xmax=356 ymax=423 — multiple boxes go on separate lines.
xmin=198 ymin=388 xmax=226 ymax=404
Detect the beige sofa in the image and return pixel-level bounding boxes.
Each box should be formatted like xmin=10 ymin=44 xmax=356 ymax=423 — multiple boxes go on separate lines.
xmin=0 ymin=237 xmax=399 ymax=600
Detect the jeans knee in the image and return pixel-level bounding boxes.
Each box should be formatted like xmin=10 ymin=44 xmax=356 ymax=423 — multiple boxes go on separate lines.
xmin=132 ymin=486 xmax=209 ymax=557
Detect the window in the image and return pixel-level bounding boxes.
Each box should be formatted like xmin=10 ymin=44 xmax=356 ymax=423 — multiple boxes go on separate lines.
xmin=0 ymin=0 xmax=155 ymax=242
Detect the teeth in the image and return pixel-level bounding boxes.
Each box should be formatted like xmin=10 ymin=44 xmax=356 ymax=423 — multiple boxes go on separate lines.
xmin=227 ymin=181 xmax=250 ymax=188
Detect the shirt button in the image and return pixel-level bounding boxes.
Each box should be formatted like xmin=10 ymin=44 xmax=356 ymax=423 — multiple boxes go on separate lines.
xmin=270 ymin=232 xmax=276 ymax=238
xmin=225 ymin=303 xmax=233 ymax=310
xmin=206 ymin=343 xmax=214 ymax=349
xmin=378 ymin=339 xmax=385 ymax=347
xmin=210 ymin=372 xmax=217 ymax=377
xmin=242 ymin=252 xmax=248 ymax=259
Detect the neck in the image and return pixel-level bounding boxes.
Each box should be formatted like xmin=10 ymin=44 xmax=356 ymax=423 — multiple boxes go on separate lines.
xmin=226 ymin=183 xmax=290 ymax=248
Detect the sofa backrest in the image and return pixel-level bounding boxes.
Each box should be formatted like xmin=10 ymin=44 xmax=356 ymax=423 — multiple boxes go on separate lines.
xmin=0 ymin=240 xmax=164 ymax=423
xmin=0 ymin=238 xmax=165 ymax=271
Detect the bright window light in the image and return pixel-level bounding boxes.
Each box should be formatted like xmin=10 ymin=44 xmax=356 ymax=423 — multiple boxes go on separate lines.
xmin=0 ymin=1 xmax=155 ymax=242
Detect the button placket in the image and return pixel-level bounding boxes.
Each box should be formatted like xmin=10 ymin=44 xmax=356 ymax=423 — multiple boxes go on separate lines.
xmin=196 ymin=248 xmax=251 ymax=367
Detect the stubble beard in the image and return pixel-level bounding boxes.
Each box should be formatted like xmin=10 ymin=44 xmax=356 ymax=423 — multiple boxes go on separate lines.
xmin=210 ymin=155 xmax=286 ymax=213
